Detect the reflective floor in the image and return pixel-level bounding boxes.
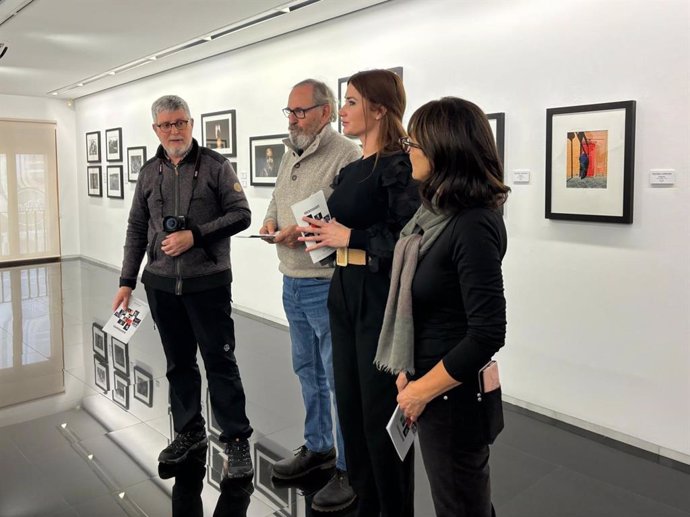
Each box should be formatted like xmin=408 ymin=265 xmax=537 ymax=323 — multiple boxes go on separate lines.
xmin=0 ymin=259 xmax=688 ymax=517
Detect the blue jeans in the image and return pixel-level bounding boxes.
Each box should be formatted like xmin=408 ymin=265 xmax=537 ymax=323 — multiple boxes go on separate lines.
xmin=283 ymin=276 xmax=346 ymax=471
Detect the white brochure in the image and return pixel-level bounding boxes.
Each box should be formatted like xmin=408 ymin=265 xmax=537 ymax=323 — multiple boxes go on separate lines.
xmin=290 ymin=189 xmax=336 ymax=263
xmin=104 ymin=296 xmax=150 ymax=344
xmin=386 ymin=404 xmax=418 ymax=461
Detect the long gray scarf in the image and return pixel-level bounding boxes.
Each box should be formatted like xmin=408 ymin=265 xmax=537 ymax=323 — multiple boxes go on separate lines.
xmin=375 ymin=205 xmax=451 ymax=375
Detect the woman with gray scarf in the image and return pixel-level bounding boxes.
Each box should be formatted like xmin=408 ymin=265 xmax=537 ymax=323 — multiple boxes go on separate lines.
xmin=376 ymin=97 xmax=510 ymax=517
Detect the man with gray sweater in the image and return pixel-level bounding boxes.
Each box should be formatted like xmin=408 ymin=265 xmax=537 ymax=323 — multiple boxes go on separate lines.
xmin=260 ymin=79 xmax=360 ymax=512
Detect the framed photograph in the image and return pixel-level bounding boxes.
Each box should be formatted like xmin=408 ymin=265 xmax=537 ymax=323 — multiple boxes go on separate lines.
xmin=201 ymin=110 xmax=237 ymax=157
xmin=337 ymin=67 xmax=403 ymax=134
xmin=93 ymin=356 xmax=109 ymax=393
xmin=86 ymin=131 xmax=101 ymax=163
xmin=106 ymin=165 xmax=124 ymax=199
xmin=206 ymin=388 xmax=222 ymax=437
xmin=105 ymin=127 xmax=123 ymax=162
xmin=207 ymin=435 xmax=224 ymax=491
xmin=486 ymin=112 xmax=505 ymax=167
xmin=546 ymin=100 xmax=636 ymax=224
xmin=87 ymin=166 xmax=103 ymax=197
xmin=112 ymin=371 xmax=129 ymax=410
xmin=250 ymin=135 xmax=288 ymax=186
xmin=255 ymin=440 xmax=297 ymax=516
xmin=92 ymin=323 xmax=107 ymax=360
xmin=127 ymin=146 xmax=146 ymax=182
xmin=133 ymin=366 xmax=153 ymax=407
xmin=111 ymin=337 xmax=129 ymax=376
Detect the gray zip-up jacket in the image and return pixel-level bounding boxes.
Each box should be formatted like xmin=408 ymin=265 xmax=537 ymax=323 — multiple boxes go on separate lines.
xmin=119 ymin=139 xmax=250 ymax=294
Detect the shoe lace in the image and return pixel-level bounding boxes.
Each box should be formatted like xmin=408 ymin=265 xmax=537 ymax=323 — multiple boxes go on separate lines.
xmin=293 ymin=445 xmax=309 ymax=457
xmin=226 ymin=440 xmax=251 ymax=462
xmin=170 ymin=432 xmax=200 ymax=453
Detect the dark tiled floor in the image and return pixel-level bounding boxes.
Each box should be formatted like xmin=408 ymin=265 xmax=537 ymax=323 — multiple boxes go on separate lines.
xmin=0 ymin=259 xmax=688 ymax=516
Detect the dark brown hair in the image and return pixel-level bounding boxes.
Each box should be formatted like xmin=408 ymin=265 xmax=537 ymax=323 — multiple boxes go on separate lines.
xmin=348 ymin=69 xmax=406 ymax=155
xmin=408 ymin=96 xmax=510 ymax=213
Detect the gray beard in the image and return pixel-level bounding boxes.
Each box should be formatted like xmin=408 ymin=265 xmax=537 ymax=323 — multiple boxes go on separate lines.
xmin=288 ymin=129 xmax=316 ymax=151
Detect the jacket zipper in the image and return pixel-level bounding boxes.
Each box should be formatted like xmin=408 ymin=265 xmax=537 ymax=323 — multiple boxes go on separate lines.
xmin=173 ymin=164 xmax=182 ymax=295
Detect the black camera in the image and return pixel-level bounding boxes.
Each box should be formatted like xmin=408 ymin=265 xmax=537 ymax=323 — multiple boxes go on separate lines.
xmin=163 ymin=215 xmax=187 ymax=233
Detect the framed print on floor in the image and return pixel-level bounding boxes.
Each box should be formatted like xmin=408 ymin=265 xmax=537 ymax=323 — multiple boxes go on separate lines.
xmin=546 ymin=100 xmax=636 ymax=224
xmin=94 ymin=356 xmax=109 ymax=393
xmin=255 ymin=440 xmax=297 ymax=516
xmin=127 ymin=146 xmax=146 ymax=182
xmin=250 ymin=135 xmax=287 ymax=186
xmin=105 ymin=127 xmax=123 ymax=162
xmin=133 ymin=366 xmax=153 ymax=407
xmin=87 ymin=166 xmax=102 ymax=197
xmin=86 ymin=131 xmax=101 ymax=163
xmin=92 ymin=322 xmax=107 ymax=360
xmin=201 ymin=110 xmax=237 ymax=157
xmin=106 ymin=165 xmax=124 ymax=199
xmin=112 ymin=371 xmax=130 ymax=410
xmin=112 ymin=337 xmax=129 ymax=376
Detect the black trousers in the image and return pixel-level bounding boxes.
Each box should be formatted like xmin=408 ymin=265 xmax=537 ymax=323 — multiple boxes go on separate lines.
xmin=417 ymin=385 xmax=495 ymax=517
xmin=146 ymin=284 xmax=252 ymax=442
xmin=329 ymin=265 xmax=414 ymax=517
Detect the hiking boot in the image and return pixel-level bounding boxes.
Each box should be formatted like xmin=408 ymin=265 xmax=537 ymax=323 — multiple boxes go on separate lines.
xmin=224 ymin=438 xmax=254 ymax=479
xmin=311 ymin=469 xmax=356 ymax=512
xmin=158 ymin=429 xmax=208 ymax=464
xmin=158 ymin=443 xmax=207 ymax=479
xmin=271 ymin=445 xmax=336 ymax=480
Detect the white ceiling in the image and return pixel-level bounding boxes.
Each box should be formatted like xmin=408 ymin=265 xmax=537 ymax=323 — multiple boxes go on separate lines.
xmin=0 ymin=0 xmax=390 ymax=100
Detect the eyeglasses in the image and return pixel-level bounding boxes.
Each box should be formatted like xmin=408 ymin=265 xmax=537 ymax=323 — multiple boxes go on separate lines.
xmin=155 ymin=120 xmax=190 ymax=132
xmin=282 ymin=104 xmax=325 ymax=119
xmin=399 ymin=137 xmax=423 ymax=153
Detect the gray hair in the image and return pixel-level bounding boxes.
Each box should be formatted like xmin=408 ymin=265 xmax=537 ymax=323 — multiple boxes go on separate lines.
xmin=151 ymin=95 xmax=192 ymax=122
xmin=293 ymin=79 xmax=337 ymax=122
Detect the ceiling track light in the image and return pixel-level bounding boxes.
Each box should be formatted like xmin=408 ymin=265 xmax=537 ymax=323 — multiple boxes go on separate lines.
xmin=0 ymin=0 xmax=36 ymax=29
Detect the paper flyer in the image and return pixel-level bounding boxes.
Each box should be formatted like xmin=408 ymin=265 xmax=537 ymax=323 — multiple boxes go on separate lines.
xmin=386 ymin=404 xmax=417 ymax=461
xmin=290 ymin=190 xmax=336 ymax=263
xmin=104 ymin=296 xmax=150 ymax=344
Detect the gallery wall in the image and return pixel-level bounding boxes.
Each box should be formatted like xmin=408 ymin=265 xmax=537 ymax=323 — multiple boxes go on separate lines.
xmin=36 ymin=0 xmax=690 ymax=462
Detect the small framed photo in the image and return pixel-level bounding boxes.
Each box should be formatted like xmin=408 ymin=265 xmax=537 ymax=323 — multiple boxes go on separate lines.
xmin=92 ymin=323 xmax=107 ymax=360
xmin=112 ymin=371 xmax=129 ymax=410
xmin=207 ymin=435 xmax=224 ymax=491
xmin=250 ymin=135 xmax=288 ymax=186
xmin=86 ymin=131 xmax=101 ymax=163
xmin=105 ymin=127 xmax=123 ymax=162
xmin=486 ymin=112 xmax=505 ymax=167
xmin=546 ymin=100 xmax=636 ymax=224
xmin=206 ymin=388 xmax=222 ymax=437
xmin=255 ymin=440 xmax=297 ymax=516
xmin=106 ymin=165 xmax=124 ymax=199
xmin=87 ymin=166 xmax=103 ymax=197
xmin=133 ymin=366 xmax=153 ymax=407
xmin=127 ymin=146 xmax=147 ymax=182
xmin=201 ymin=110 xmax=237 ymax=157
xmin=94 ymin=356 xmax=109 ymax=393
xmin=112 ymin=337 xmax=129 ymax=376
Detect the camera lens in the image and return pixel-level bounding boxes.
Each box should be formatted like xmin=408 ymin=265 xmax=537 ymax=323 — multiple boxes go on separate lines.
xmin=163 ymin=216 xmax=178 ymax=232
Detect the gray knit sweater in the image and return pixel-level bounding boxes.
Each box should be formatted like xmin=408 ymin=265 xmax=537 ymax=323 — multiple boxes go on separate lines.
xmin=263 ymin=125 xmax=361 ymax=278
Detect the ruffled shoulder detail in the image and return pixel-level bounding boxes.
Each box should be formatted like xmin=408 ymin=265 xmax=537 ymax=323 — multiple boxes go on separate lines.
xmin=380 ymin=153 xmax=412 ymax=188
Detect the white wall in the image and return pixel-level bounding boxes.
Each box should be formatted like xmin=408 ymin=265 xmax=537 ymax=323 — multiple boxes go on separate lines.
xmin=71 ymin=0 xmax=689 ymax=460
xmin=0 ymin=94 xmax=80 ymax=256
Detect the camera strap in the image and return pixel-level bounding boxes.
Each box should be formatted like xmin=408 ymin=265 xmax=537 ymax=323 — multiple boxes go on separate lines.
xmin=158 ymin=152 xmax=201 ymax=219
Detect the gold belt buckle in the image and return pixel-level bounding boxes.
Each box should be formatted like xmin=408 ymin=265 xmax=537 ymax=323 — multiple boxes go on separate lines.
xmin=336 ymin=247 xmax=348 ymax=266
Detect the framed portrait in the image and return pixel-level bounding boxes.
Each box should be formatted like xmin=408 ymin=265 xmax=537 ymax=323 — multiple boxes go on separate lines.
xmin=93 ymin=356 xmax=109 ymax=393
xmin=201 ymin=110 xmax=237 ymax=157
xmin=337 ymin=67 xmax=403 ymax=134
xmin=255 ymin=440 xmax=297 ymax=516
xmin=92 ymin=323 xmax=107 ymax=360
xmin=86 ymin=131 xmax=101 ymax=163
xmin=127 ymin=146 xmax=147 ymax=182
xmin=111 ymin=337 xmax=129 ymax=376
xmin=250 ymin=135 xmax=287 ymax=186
xmin=546 ymin=100 xmax=636 ymax=224
xmin=133 ymin=366 xmax=153 ymax=407
xmin=105 ymin=127 xmax=123 ymax=162
xmin=486 ymin=112 xmax=505 ymax=167
xmin=87 ymin=166 xmax=102 ymax=197
xmin=206 ymin=388 xmax=222 ymax=437
xmin=207 ymin=435 xmax=224 ymax=491
xmin=112 ymin=371 xmax=129 ymax=410
xmin=106 ymin=165 xmax=124 ymax=199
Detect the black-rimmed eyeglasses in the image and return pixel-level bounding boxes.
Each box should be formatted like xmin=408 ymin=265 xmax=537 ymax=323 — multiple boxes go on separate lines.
xmin=155 ymin=120 xmax=190 ymax=132
xmin=399 ymin=137 xmax=423 ymax=153
xmin=282 ymin=104 xmax=325 ymax=119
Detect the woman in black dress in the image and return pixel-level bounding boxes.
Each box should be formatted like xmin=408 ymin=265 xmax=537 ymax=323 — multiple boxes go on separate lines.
xmin=299 ymin=69 xmax=419 ymax=516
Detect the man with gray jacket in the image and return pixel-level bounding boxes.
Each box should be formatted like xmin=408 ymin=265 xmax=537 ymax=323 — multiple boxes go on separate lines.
xmin=113 ymin=95 xmax=253 ymax=478
xmin=260 ymin=79 xmax=360 ymax=512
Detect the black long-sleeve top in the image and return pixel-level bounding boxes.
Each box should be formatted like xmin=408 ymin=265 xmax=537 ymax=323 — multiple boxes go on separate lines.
xmin=328 ymin=152 xmax=420 ymax=273
xmin=412 ymin=207 xmax=507 ymax=383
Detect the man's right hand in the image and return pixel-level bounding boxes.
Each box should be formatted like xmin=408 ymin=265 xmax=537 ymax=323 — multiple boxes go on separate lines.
xmin=259 ymin=221 xmax=278 ymax=245
xmin=112 ymin=286 xmax=133 ymax=312
xmin=273 ymin=224 xmax=301 ymax=249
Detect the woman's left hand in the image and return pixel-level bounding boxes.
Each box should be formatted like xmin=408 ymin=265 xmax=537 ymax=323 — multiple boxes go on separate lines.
xmin=397 ymin=380 xmax=429 ymax=423
xmin=298 ymin=216 xmax=351 ymax=251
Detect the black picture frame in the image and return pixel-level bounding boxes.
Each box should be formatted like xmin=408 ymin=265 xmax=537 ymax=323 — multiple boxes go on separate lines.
xmin=92 ymin=323 xmax=107 ymax=360
xmin=255 ymin=440 xmax=297 ymax=516
xmin=93 ymin=356 xmax=109 ymax=393
xmin=105 ymin=127 xmax=123 ymax=162
xmin=486 ymin=112 xmax=505 ymax=167
xmin=87 ymin=166 xmax=102 ymax=197
xmin=112 ymin=371 xmax=130 ymax=410
xmin=133 ymin=366 xmax=153 ymax=407
xmin=249 ymin=135 xmax=288 ymax=186
xmin=127 ymin=146 xmax=147 ymax=183
xmin=86 ymin=131 xmax=101 ymax=163
xmin=201 ymin=110 xmax=237 ymax=157
xmin=106 ymin=165 xmax=124 ymax=199
xmin=545 ymin=100 xmax=636 ymax=224
xmin=112 ymin=337 xmax=129 ymax=376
